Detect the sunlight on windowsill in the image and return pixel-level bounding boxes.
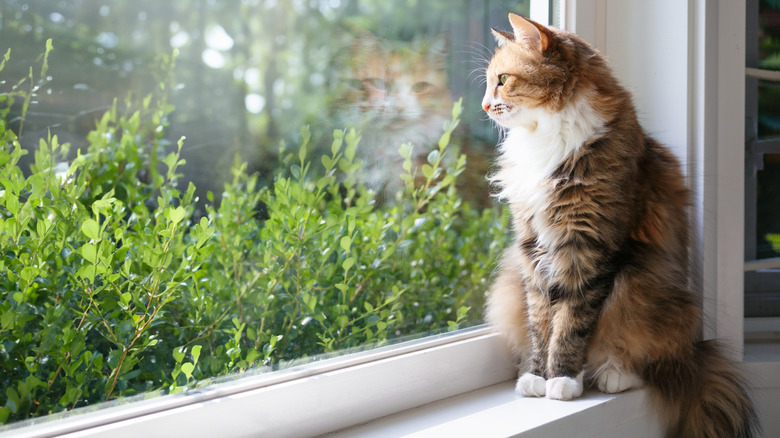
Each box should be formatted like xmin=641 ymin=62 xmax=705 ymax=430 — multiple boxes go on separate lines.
xmin=327 ymin=382 xmax=664 ymax=438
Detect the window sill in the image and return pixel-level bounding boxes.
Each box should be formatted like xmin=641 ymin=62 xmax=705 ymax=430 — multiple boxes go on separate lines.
xmin=328 ymin=384 xmax=664 ymax=438
xmin=331 ymin=348 xmax=780 ymax=438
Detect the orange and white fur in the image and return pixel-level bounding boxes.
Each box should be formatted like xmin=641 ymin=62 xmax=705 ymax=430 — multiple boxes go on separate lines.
xmin=483 ymin=14 xmax=758 ymax=437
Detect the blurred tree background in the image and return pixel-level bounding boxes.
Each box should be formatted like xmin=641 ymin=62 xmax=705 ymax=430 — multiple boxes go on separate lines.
xmin=1 ymin=0 xmax=529 ymax=208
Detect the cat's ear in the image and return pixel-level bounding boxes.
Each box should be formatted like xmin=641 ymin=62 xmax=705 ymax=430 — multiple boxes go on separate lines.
xmin=424 ymin=34 xmax=449 ymax=62
xmin=507 ymin=13 xmax=552 ymax=54
xmin=491 ymin=28 xmax=515 ymax=47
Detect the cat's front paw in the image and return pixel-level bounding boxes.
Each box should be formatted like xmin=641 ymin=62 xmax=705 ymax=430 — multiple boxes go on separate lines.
xmin=515 ymin=372 xmax=546 ymax=397
xmin=545 ymin=373 xmax=584 ymax=400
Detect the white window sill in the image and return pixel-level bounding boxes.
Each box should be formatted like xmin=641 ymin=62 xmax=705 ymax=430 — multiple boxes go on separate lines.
xmin=332 ymin=345 xmax=780 ymax=438
xmin=328 ymin=384 xmax=664 ymax=438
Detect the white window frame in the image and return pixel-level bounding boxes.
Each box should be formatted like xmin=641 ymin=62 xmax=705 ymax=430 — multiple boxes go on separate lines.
xmin=1 ymin=1 xmax=760 ymax=437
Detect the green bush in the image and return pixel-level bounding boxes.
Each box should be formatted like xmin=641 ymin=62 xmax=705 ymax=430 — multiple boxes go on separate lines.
xmin=0 ymin=44 xmax=509 ymax=424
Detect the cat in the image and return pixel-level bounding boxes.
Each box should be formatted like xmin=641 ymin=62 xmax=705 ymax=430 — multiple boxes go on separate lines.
xmin=338 ymin=33 xmax=453 ymax=196
xmin=482 ymin=13 xmax=758 ymax=438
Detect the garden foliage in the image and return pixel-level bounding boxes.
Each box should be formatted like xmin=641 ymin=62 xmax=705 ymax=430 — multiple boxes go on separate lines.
xmin=0 ymin=43 xmax=508 ymax=424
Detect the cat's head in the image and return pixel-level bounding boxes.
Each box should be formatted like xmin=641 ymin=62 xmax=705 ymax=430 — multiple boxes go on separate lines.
xmin=342 ymin=33 xmax=451 ymax=128
xmin=482 ymin=14 xmax=616 ymax=129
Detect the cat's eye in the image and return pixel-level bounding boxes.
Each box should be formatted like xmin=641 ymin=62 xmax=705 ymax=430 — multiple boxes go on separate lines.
xmin=498 ymin=74 xmax=510 ymax=86
xmin=412 ymin=81 xmax=431 ymax=93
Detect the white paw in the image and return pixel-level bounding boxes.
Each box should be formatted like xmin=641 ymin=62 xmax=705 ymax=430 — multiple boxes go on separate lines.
xmin=516 ymin=372 xmax=546 ymax=397
xmin=596 ymin=368 xmax=643 ymax=394
xmin=545 ymin=373 xmax=584 ymax=400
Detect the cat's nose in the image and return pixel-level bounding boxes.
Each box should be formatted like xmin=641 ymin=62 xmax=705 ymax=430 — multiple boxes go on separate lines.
xmin=482 ymin=102 xmax=491 ymax=112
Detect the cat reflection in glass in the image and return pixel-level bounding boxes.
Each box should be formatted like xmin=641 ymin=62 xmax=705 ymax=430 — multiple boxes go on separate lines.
xmin=339 ymin=33 xmax=452 ymax=196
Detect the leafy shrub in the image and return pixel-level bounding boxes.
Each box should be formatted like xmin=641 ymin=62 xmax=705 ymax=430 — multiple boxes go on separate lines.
xmin=0 ymin=44 xmax=509 ymax=424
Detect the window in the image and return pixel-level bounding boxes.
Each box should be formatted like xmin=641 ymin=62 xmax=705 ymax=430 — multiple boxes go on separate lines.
xmin=0 ymin=0 xmax=532 ymax=429
xmin=4 ymin=1 xmax=775 ymax=437
xmin=745 ymin=0 xmax=780 ymax=321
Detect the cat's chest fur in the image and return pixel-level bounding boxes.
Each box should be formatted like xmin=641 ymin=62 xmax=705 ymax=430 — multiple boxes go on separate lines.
xmin=491 ymin=96 xmax=605 ymax=223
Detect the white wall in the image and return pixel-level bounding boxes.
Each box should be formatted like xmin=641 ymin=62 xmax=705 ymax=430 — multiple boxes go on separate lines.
xmin=602 ymin=1 xmax=690 ymax=161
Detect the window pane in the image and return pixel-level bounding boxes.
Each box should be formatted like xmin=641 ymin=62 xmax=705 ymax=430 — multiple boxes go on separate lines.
xmin=746 ymin=0 xmax=780 ymax=318
xmin=758 ymin=80 xmax=780 ymax=139
xmin=759 ymin=0 xmax=780 ymax=70
xmin=759 ymin=0 xmax=780 ymax=139
xmin=757 ymin=153 xmax=780 ymax=259
xmin=0 ymin=0 xmax=529 ymax=425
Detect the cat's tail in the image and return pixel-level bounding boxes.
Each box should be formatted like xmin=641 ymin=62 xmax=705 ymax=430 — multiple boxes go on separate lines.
xmin=642 ymin=340 xmax=759 ymax=438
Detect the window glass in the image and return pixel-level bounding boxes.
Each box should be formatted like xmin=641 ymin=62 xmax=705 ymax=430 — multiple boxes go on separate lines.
xmin=757 ymin=153 xmax=780 ymax=259
xmin=746 ymin=0 xmax=780 ymax=318
xmin=0 ymin=0 xmax=528 ymax=425
xmin=758 ymin=0 xmax=780 ymax=139
xmin=759 ymin=0 xmax=780 ymax=70
xmin=758 ymin=80 xmax=780 ymax=140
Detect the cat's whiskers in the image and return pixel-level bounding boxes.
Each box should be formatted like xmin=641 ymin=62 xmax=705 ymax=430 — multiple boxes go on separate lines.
xmin=465 ymin=41 xmax=495 ymax=63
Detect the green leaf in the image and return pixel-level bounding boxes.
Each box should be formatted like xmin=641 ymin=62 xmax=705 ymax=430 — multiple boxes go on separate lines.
xmin=437 ymin=131 xmax=451 ymax=150
xmin=422 ymin=164 xmax=434 ymax=179
xmin=0 ymin=406 xmax=11 ymax=423
xmin=1 ymin=310 xmax=15 ymax=329
xmin=303 ymin=293 xmax=317 ymax=311
xmin=76 ymin=265 xmax=97 ymax=282
xmin=163 ymin=152 xmax=178 ymax=172
xmin=180 ymin=362 xmax=195 ymax=380
xmin=80 ymin=243 xmax=97 ymax=265
xmin=4 ymin=192 xmax=19 ymax=216
xmin=6 ymin=388 xmax=20 ymax=413
xmin=321 ymin=155 xmax=334 ymax=171
xmin=81 ymin=219 xmax=100 ymax=240
xmin=0 ymin=48 xmax=10 ymax=72
xmin=340 ymin=236 xmax=351 ymax=253
xmin=166 ymin=206 xmax=186 ymax=225
xmin=19 ymin=267 xmax=38 ymax=285
xmin=299 ymin=126 xmax=310 ymax=162
xmin=342 ymin=257 xmax=355 ymax=273
xmin=452 ymin=97 xmax=463 ymax=120
xmin=398 ymin=143 xmax=413 ymax=160
xmin=427 ymin=149 xmax=439 ymax=164
xmin=191 ymin=345 xmax=202 ymax=363
xmin=344 ymin=129 xmax=359 ymax=162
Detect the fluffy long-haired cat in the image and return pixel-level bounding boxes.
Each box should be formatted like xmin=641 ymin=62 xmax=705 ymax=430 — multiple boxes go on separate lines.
xmin=483 ymin=14 xmax=758 ymax=438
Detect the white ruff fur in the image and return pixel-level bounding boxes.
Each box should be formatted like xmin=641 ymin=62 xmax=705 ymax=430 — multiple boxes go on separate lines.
xmin=489 ymin=96 xmax=605 ymax=208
